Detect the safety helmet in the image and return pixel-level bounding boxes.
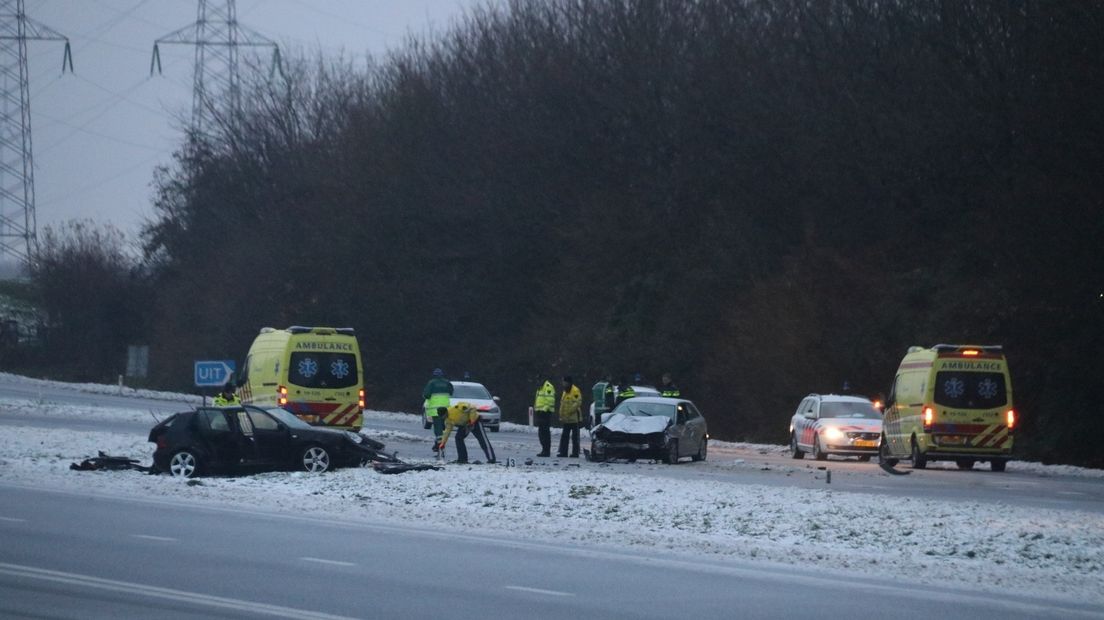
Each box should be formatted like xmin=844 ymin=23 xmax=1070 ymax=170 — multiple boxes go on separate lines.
xmin=433 ymin=368 xmax=444 ymax=377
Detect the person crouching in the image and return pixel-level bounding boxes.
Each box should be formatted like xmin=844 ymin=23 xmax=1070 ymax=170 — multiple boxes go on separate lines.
xmin=437 ymin=402 xmax=496 ymax=464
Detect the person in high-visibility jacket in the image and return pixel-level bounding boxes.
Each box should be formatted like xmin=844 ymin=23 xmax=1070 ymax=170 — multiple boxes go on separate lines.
xmin=437 ymin=402 xmax=496 ymax=464
xmin=557 ymin=376 xmax=583 ymax=458
xmin=533 ymin=380 xmax=556 ymax=457
xmin=615 ymin=378 xmax=636 ymax=406
xmin=659 ymin=373 xmax=681 ymax=398
xmin=213 ymin=382 xmax=240 ymax=406
xmin=422 ymin=368 xmax=453 ymax=454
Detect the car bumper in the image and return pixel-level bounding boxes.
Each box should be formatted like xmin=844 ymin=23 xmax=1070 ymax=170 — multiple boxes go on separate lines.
xmin=479 ymin=414 xmax=500 ymax=427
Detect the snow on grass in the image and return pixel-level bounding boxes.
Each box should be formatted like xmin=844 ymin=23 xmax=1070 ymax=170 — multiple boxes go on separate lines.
xmin=0 ymin=372 xmax=201 ymax=403
xmin=1 ymin=400 xmax=1103 ymax=606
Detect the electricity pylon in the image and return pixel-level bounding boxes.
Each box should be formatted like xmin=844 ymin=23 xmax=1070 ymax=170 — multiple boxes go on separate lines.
xmin=151 ymin=0 xmax=282 ymax=135
xmin=0 ymin=0 xmax=72 ymax=267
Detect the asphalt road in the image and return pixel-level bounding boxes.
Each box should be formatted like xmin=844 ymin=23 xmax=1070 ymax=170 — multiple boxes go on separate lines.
xmin=0 ymin=484 xmax=1098 ymax=620
xmin=3 ymin=375 xmax=1103 ymax=514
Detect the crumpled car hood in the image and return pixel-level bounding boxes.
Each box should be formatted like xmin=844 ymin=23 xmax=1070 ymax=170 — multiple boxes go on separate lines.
xmin=596 ymin=413 xmax=671 ymax=435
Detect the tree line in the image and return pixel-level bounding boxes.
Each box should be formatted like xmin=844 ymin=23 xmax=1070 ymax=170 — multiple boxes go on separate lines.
xmin=21 ymin=0 xmax=1104 ymax=466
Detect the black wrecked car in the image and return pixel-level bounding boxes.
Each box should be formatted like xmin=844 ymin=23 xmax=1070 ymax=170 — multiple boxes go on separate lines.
xmin=149 ymin=405 xmax=393 ymax=478
xmin=588 ymin=396 xmax=708 ymax=464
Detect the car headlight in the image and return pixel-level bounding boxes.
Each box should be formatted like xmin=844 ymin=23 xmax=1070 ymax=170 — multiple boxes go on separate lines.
xmin=823 ymin=427 xmax=844 ymax=442
xmin=343 ymin=431 xmax=363 ymax=444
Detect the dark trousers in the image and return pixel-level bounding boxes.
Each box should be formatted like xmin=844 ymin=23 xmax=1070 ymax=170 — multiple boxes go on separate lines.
xmin=455 ymin=420 xmax=496 ymax=463
xmin=534 ymin=410 xmax=553 ymax=455
xmin=558 ymin=422 xmax=580 ymax=456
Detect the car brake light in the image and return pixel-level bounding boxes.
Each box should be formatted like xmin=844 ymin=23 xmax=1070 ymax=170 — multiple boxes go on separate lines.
xmin=961 ymin=349 xmax=980 ymax=356
xmin=923 ymin=407 xmax=934 ymax=429
xmin=156 ymin=436 xmax=168 ymax=450
xmin=358 ymin=388 xmax=366 ymax=409
xmin=278 ymin=385 xmax=288 ymax=406
xmin=1006 ymin=409 xmax=1015 ymax=429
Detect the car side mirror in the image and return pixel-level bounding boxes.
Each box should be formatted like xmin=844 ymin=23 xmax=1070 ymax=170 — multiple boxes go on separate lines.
xmin=276 ymin=422 xmax=287 ymax=431
xmin=492 ymin=396 xmax=501 ymax=403
xmin=804 ymin=412 xmax=816 ymax=420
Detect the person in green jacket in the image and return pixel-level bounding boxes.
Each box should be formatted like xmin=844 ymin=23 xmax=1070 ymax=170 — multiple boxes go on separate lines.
xmin=533 ymin=379 xmax=556 ymax=457
xmin=557 ymin=376 xmax=583 ymax=458
xmin=423 ymin=368 xmax=453 ymax=454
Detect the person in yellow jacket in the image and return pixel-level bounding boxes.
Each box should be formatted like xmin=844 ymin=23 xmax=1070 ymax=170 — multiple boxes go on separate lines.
xmin=437 ymin=402 xmax=496 ymax=464
xmin=213 ymin=382 xmax=239 ymax=406
xmin=557 ymin=376 xmax=583 ymax=457
xmin=533 ymin=379 xmax=556 ymax=457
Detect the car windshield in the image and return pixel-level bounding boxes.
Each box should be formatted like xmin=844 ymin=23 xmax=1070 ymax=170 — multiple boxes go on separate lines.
xmin=259 ymin=406 xmax=315 ymax=429
xmin=452 ymin=383 xmax=492 ymax=399
xmin=612 ymin=401 xmax=676 ymax=421
xmin=819 ymin=401 xmax=881 ymax=419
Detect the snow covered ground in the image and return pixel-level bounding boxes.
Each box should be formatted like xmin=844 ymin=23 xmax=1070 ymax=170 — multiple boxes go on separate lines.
xmin=1 ymin=387 xmax=1103 ymax=607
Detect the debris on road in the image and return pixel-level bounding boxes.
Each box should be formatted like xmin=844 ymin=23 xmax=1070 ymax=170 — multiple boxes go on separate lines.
xmin=70 ymin=451 xmax=153 ymax=473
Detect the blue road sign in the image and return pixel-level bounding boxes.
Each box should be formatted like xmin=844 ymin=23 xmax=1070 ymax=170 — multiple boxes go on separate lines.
xmin=194 ymin=360 xmax=236 ymax=387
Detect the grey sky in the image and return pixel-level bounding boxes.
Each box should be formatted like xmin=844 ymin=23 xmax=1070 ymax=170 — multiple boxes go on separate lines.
xmin=23 ymin=0 xmax=485 ymax=243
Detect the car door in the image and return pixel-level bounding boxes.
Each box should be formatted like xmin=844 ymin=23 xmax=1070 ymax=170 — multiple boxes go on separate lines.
xmin=196 ymin=409 xmax=242 ymax=470
xmin=682 ymin=402 xmax=706 ymax=453
xmin=800 ymin=398 xmax=818 ymax=447
xmin=246 ymin=408 xmax=292 ymax=467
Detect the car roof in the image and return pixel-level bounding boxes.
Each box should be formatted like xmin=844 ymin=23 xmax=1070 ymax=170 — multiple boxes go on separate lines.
xmin=450 ymin=381 xmax=487 ymax=388
xmin=814 ymin=394 xmax=873 ymax=403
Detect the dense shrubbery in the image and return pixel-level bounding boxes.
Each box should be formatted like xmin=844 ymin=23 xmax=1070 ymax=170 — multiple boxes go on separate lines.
xmin=28 ymin=0 xmax=1104 ymax=466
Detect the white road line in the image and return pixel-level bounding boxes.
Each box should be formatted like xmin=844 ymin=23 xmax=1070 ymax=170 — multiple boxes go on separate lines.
xmin=0 ymin=562 xmax=355 ymax=620
xmin=504 ymin=585 xmax=574 ymax=597
xmin=299 ymin=557 xmax=356 ymax=567
xmin=1058 ymin=491 xmax=1087 ymax=496
xmin=131 ymin=534 xmax=176 ymax=542
xmin=0 ymin=516 xmax=26 ymax=523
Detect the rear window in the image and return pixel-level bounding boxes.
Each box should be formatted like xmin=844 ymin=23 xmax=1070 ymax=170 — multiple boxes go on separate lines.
xmin=288 ymin=352 xmax=359 ymax=389
xmin=934 ymin=372 xmax=1007 ymax=409
xmin=452 ymin=384 xmax=492 ymax=399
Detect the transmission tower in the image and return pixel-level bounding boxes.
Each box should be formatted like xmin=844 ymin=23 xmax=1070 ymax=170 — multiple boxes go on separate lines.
xmin=151 ymin=0 xmax=282 ymax=134
xmin=0 ymin=0 xmax=72 ymax=267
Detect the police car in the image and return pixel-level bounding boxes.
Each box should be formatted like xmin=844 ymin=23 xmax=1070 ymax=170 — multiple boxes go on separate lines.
xmin=789 ymin=394 xmax=882 ymax=461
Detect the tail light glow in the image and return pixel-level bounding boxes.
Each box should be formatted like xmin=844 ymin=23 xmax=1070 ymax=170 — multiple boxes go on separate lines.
xmin=1006 ymin=409 xmax=1015 ymax=429
xmin=923 ymin=407 xmax=934 ymax=429
xmin=278 ymin=385 xmax=288 ymax=406
xmin=358 ymin=388 xmax=366 ymax=409
xmin=962 ymin=349 xmax=980 ymax=356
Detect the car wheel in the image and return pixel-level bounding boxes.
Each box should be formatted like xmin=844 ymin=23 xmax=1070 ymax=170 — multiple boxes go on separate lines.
xmin=879 ymin=434 xmax=899 ymax=467
xmin=990 ymin=458 xmax=1007 ymax=472
xmin=790 ymin=433 xmax=805 ymax=459
xmin=911 ymin=438 xmax=927 ymax=469
xmin=301 ymin=445 xmax=331 ymax=473
xmin=692 ymin=438 xmax=707 ymax=462
xmin=858 ymin=455 xmax=872 ymax=462
xmin=812 ymin=435 xmax=827 ymax=461
xmin=664 ymin=440 xmax=679 ymax=465
xmin=956 ymin=458 xmax=975 ymax=470
xmin=169 ymin=450 xmax=200 ymax=478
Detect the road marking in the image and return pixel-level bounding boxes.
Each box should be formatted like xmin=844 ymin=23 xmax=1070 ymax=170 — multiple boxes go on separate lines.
xmin=0 ymin=516 xmax=25 ymax=523
xmin=300 ymin=557 xmax=356 ymax=567
xmin=0 ymin=562 xmax=355 ymax=620
xmin=505 ymin=585 xmax=574 ymax=597
xmin=132 ymin=534 xmax=176 ymax=542
xmin=1058 ymin=491 xmax=1087 ymax=496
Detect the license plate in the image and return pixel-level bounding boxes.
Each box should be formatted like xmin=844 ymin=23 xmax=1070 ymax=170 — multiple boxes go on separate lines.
xmin=853 ymin=440 xmax=877 ymax=448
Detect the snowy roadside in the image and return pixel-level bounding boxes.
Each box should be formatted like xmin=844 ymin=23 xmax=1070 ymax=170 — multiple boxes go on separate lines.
xmin=1 ymin=400 xmax=1102 ymax=606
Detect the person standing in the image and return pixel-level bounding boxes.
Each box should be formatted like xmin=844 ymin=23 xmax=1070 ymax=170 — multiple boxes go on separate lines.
xmin=659 ymin=372 xmax=681 ymax=398
xmin=437 ymin=402 xmax=496 ymax=464
xmin=534 ymin=379 xmax=556 ymax=457
xmin=213 ymin=382 xmax=240 ymax=406
xmin=557 ymin=376 xmax=583 ymax=458
xmin=422 ymin=368 xmax=453 ymax=455
xmin=615 ymin=377 xmax=636 ymax=405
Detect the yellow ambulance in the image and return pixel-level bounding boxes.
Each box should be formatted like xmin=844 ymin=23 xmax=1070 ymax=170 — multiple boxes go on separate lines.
xmin=238 ymin=326 xmax=365 ymax=430
xmin=881 ymin=344 xmax=1015 ymax=471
